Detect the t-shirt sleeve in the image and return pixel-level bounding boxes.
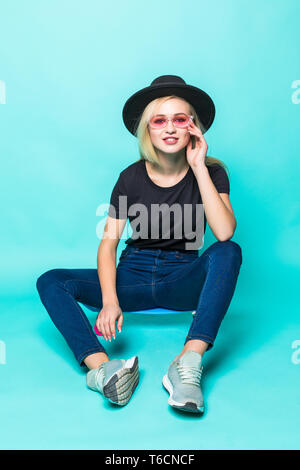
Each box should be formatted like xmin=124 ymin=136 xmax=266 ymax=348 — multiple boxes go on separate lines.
xmin=211 ymin=164 xmax=230 ymax=194
xmin=108 ymin=172 xmax=128 ymax=219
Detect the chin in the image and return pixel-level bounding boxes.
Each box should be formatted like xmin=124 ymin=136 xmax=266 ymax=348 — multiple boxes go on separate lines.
xmin=154 ymin=142 xmax=186 ymax=153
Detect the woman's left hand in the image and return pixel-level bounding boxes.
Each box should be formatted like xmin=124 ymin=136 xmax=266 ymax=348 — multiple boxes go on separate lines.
xmin=186 ymin=120 xmax=208 ymax=169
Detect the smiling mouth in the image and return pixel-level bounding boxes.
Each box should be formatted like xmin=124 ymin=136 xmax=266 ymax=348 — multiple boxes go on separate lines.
xmin=163 ymin=138 xmax=179 ymax=144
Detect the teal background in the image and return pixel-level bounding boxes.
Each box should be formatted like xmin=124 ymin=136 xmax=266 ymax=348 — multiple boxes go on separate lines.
xmin=1 ymin=0 xmax=299 ymax=450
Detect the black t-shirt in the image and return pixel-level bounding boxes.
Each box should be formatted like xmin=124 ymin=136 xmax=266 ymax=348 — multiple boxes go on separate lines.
xmin=108 ymin=159 xmax=230 ymax=251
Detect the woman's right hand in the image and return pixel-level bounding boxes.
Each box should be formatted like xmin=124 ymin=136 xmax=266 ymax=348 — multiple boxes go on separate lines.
xmin=96 ymin=303 xmax=124 ymax=341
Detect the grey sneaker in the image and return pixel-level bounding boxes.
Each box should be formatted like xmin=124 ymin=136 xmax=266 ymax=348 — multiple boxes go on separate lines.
xmin=86 ymin=356 xmax=139 ymax=406
xmin=162 ymin=350 xmax=204 ymax=413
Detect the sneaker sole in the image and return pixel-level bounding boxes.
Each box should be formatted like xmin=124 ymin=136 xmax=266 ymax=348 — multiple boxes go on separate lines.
xmin=162 ymin=373 xmax=204 ymax=414
xmin=102 ymin=356 xmax=139 ymax=406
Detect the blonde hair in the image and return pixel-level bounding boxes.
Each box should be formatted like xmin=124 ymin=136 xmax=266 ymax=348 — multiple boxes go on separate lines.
xmin=133 ymin=95 xmax=230 ymax=179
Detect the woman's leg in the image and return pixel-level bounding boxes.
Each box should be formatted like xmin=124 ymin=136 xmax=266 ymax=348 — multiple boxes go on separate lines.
xmin=36 ymin=268 xmax=108 ymax=369
xmin=36 ymin=263 xmax=156 ymax=369
xmin=155 ymin=240 xmax=243 ymax=357
xmin=84 ymin=352 xmax=109 ymax=369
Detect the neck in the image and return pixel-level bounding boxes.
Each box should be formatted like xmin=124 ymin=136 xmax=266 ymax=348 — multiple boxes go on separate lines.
xmin=150 ymin=149 xmax=189 ymax=175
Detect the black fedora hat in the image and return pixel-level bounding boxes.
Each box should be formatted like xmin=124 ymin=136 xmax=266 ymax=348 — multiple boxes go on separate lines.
xmin=122 ymin=74 xmax=215 ymax=136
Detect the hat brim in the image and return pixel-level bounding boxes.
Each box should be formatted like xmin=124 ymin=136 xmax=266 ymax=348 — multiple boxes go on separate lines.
xmin=122 ymin=83 xmax=215 ymax=136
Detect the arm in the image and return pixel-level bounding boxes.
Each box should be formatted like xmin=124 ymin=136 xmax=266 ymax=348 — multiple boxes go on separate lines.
xmin=97 ymin=242 xmax=120 ymax=307
xmin=186 ymin=119 xmax=237 ymax=242
xmin=194 ymin=165 xmax=237 ymax=241
xmin=96 ymin=216 xmax=127 ymax=340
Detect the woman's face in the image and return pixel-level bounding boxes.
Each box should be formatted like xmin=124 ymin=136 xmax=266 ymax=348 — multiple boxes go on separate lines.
xmin=148 ymin=98 xmax=192 ymax=156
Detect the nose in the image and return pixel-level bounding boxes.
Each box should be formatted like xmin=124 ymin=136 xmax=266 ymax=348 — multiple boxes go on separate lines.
xmin=166 ymin=119 xmax=176 ymax=133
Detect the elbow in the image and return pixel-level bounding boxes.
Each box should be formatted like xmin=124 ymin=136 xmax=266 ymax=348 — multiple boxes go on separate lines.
xmin=217 ymin=233 xmax=234 ymax=242
xmin=217 ymin=221 xmax=237 ymax=242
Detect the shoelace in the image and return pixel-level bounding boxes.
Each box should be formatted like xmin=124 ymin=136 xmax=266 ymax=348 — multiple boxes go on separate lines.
xmin=176 ymin=364 xmax=203 ymax=386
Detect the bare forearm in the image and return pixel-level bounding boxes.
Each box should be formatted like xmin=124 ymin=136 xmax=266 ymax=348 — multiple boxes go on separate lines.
xmin=194 ymin=164 xmax=236 ymax=241
xmin=97 ymin=243 xmax=120 ymax=307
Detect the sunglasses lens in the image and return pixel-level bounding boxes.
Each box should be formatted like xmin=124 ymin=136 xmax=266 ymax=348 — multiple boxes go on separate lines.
xmin=149 ymin=114 xmax=190 ymax=128
xmin=149 ymin=116 xmax=167 ymax=128
xmin=173 ymin=114 xmax=190 ymax=127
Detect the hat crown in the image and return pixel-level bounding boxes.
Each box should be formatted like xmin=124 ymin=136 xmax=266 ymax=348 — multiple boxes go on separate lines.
xmin=123 ymin=75 xmax=215 ymax=135
xmin=150 ymin=75 xmax=186 ymax=87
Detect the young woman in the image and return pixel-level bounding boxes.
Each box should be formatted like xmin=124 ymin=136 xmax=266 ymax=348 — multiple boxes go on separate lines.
xmin=36 ymin=75 xmax=242 ymax=414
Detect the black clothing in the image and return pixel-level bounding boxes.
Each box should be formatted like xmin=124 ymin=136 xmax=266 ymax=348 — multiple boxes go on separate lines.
xmin=108 ymin=159 xmax=229 ymax=251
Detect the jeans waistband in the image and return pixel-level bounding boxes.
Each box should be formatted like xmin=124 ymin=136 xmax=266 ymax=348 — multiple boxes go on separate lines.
xmin=124 ymin=245 xmax=199 ymax=256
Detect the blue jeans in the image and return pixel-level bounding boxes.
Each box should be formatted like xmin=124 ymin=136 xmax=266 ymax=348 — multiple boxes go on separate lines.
xmin=36 ymin=240 xmax=242 ymax=367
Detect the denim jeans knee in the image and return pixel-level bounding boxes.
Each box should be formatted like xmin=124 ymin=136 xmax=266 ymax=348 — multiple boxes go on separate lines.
xmin=207 ymin=240 xmax=242 ymax=265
